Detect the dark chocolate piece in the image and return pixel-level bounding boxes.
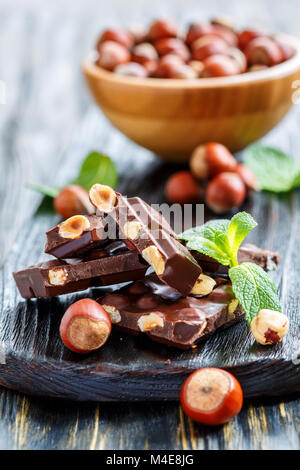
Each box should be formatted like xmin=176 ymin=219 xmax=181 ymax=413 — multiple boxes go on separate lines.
xmin=14 ymin=246 xmax=147 ymax=299
xmin=98 ymin=275 xmax=243 ymax=349
xmin=192 ymin=243 xmax=280 ymax=274
xmin=108 ymin=195 xmax=201 ymax=295
xmin=45 ymin=214 xmax=107 ymax=259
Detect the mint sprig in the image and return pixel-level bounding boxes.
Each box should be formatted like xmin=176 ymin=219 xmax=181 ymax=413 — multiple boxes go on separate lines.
xmin=229 ymin=263 xmax=282 ymax=325
xmin=179 ymin=212 xmax=281 ymax=325
xmin=180 ymin=212 xmax=257 ymax=268
xmin=27 ymin=151 xmax=118 ymax=198
xmin=244 ymin=144 xmax=300 ymax=193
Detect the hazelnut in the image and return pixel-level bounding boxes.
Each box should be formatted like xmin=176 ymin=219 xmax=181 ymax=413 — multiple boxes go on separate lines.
xmin=60 ymin=299 xmax=111 ymax=353
xmin=137 ymin=313 xmax=164 ymax=332
xmin=131 ymin=42 xmax=159 ymax=64
xmin=190 ymin=142 xmax=237 ymax=180
xmin=186 ymin=23 xmax=216 ymax=45
xmin=175 ymin=65 xmax=198 ymax=79
xmin=165 ymin=171 xmax=203 ymax=204
xmin=228 ymin=299 xmax=239 ymax=316
xmin=147 ymin=19 xmax=178 ymax=41
xmin=96 ymin=41 xmax=130 ymax=71
xmin=154 ymin=54 xmax=184 ymax=78
xmin=245 ymin=37 xmax=283 ymax=66
xmin=49 ymin=268 xmax=68 ymax=286
xmin=180 ymin=368 xmax=243 ymax=426
xmin=202 ymin=54 xmax=240 ymax=77
xmin=235 ymin=163 xmax=260 ymax=191
xmin=96 ymin=28 xmax=134 ymax=49
xmin=142 ymin=245 xmax=165 ymax=275
xmin=250 ymin=309 xmax=289 ymax=345
xmin=53 ymin=185 xmax=94 ymax=219
xmin=188 ymin=60 xmax=205 ymax=77
xmin=238 ymin=29 xmax=264 ymax=50
xmin=247 ymin=64 xmax=269 ymax=73
xmin=211 ymin=16 xmax=235 ymax=32
xmin=123 ymin=220 xmax=142 ymax=240
xmin=154 ymin=38 xmax=190 ymax=62
xmin=205 ymin=172 xmax=247 ymax=214
xmin=58 ymin=215 xmax=91 ymax=239
xmin=190 ymin=274 xmax=216 ymax=296
xmin=102 ymin=305 xmax=122 ymax=324
xmin=89 ymin=184 xmax=117 ymax=213
xmin=277 ymin=41 xmax=295 ymax=61
xmin=192 ymin=35 xmax=229 ymax=61
xmin=127 ymin=24 xmax=147 ymax=44
xmin=114 ymin=62 xmax=148 ymax=78
xmin=226 ymin=48 xmax=247 ymax=73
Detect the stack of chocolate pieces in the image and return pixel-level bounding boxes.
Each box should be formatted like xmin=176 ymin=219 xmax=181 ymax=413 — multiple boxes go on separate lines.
xmin=13 ymin=185 xmax=279 ymax=349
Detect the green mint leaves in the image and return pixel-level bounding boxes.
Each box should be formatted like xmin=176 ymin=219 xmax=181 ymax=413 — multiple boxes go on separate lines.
xmin=179 ymin=212 xmax=281 ymax=325
xmin=28 ymin=151 xmax=118 ymax=198
xmin=229 ymin=263 xmax=282 ymax=325
xmin=72 ymin=151 xmax=118 ymax=191
xmin=244 ymin=143 xmax=300 ymax=193
xmin=180 ymin=212 xmax=257 ymax=268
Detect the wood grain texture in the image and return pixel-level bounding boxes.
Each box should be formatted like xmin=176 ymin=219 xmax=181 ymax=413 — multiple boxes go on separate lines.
xmin=0 ymin=0 xmax=299 ymax=450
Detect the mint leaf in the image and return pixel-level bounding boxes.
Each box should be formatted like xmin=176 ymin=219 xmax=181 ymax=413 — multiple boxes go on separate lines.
xmin=227 ymin=212 xmax=257 ymax=261
xmin=244 ymin=144 xmax=300 ymax=193
xmin=26 ymin=183 xmax=60 ymax=198
xmin=179 ymin=220 xmax=232 ymax=266
xmin=229 ymin=262 xmax=282 ymax=325
xmin=73 ymin=151 xmax=118 ymax=191
xmin=179 ymin=214 xmax=257 ymax=268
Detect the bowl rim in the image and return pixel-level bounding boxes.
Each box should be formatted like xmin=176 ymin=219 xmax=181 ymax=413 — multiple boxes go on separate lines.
xmin=83 ymin=33 xmax=300 ymax=89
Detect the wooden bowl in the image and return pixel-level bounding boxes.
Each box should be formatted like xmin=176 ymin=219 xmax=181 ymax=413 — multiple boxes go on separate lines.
xmin=83 ymin=34 xmax=300 ymax=162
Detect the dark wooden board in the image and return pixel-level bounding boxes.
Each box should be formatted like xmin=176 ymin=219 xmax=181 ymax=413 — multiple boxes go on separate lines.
xmin=1 ymin=109 xmax=300 ymax=401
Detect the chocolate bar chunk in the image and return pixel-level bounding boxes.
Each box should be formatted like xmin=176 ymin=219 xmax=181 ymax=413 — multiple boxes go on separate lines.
xmin=98 ymin=274 xmax=243 ymax=349
xmin=108 ymin=195 xmax=201 ymax=296
xmin=192 ymin=243 xmax=280 ymax=274
xmin=14 ymin=242 xmax=147 ymax=299
xmin=45 ymin=214 xmax=107 ymax=259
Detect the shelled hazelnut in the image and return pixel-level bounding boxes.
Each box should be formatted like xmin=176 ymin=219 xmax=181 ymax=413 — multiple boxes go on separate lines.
xmin=250 ymin=309 xmax=289 ymax=345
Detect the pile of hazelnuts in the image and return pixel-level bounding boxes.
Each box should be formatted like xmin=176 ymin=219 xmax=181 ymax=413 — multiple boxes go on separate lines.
xmin=165 ymin=143 xmax=259 ymax=213
xmin=95 ymin=17 xmax=295 ymax=79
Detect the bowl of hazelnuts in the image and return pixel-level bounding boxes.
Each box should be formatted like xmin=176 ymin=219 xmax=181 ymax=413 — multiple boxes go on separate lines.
xmin=83 ymin=17 xmax=300 ymax=162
